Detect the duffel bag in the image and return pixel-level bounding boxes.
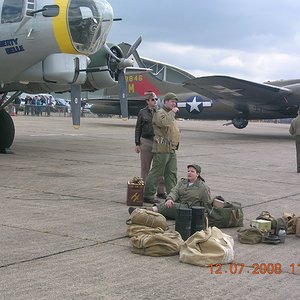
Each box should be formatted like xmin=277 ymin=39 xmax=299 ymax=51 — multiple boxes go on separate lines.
xmin=126 ymin=208 xmax=168 ymax=230
xmin=237 ymin=227 xmax=264 ymax=244
xmin=207 ymin=201 xmax=243 ymax=228
xmin=130 ymin=230 xmax=184 ymax=256
xmin=179 ymin=226 xmax=234 ymax=266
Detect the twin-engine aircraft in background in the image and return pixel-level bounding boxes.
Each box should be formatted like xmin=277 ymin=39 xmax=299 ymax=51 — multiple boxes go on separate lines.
xmin=0 ymin=0 xmax=141 ymax=152
xmin=89 ymin=43 xmax=300 ymax=129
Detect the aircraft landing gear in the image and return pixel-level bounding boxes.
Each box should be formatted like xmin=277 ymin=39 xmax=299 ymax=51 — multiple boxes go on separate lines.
xmin=0 ymin=109 xmax=15 ymax=153
xmin=232 ymin=117 xmax=249 ymax=129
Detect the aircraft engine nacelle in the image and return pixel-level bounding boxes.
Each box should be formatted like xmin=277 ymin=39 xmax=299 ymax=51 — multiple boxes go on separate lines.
xmin=83 ymin=44 xmax=124 ymax=90
xmin=232 ymin=117 xmax=249 ymax=129
xmin=16 ymin=54 xmax=89 ymax=85
xmin=43 ymin=54 xmax=89 ymax=85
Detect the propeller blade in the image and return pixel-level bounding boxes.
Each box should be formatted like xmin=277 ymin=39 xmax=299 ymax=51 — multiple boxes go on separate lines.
xmin=118 ymin=70 xmax=128 ymax=120
xmin=104 ymin=37 xmax=143 ymax=120
xmin=71 ymin=85 xmax=81 ymax=129
xmin=125 ymin=36 xmax=142 ymax=58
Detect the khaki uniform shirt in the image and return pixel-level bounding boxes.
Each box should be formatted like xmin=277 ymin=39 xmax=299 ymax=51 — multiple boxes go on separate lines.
xmin=289 ymin=115 xmax=300 ymax=136
xmin=152 ymin=106 xmax=180 ymax=153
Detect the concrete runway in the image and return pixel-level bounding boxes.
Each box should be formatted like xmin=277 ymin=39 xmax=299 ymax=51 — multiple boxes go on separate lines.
xmin=0 ymin=115 xmax=299 ymax=299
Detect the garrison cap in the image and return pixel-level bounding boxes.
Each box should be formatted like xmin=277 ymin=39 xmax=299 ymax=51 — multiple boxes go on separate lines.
xmin=164 ymin=92 xmax=178 ymax=102
xmin=187 ymin=164 xmax=201 ymax=173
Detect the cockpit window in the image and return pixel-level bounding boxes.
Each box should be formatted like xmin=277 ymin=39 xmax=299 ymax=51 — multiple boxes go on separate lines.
xmin=1 ymin=0 xmax=24 ymax=24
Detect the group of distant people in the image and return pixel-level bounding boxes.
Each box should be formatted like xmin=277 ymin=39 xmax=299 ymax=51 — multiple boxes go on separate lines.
xmin=13 ymin=96 xmax=88 ymax=117
xmin=4 ymin=95 xmax=72 ymax=117
xmin=9 ymin=95 xmax=54 ymax=116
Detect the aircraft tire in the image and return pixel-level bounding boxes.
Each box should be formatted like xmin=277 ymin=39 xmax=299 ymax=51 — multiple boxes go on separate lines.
xmin=232 ymin=117 xmax=248 ymax=129
xmin=0 ymin=109 xmax=15 ymax=150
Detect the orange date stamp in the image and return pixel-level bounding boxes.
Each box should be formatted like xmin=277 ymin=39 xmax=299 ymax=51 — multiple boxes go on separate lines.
xmin=209 ymin=263 xmax=300 ymax=275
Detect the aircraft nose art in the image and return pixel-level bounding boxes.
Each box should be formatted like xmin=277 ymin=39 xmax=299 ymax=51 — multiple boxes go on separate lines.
xmin=53 ymin=0 xmax=113 ymax=55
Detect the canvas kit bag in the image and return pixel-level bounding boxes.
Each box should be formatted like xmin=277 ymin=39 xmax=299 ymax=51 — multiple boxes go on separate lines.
xmin=130 ymin=229 xmax=184 ymax=256
xmin=237 ymin=227 xmax=265 ymax=244
xmin=126 ymin=209 xmax=183 ymax=256
xmin=283 ymin=212 xmax=297 ymax=234
xmin=179 ymin=225 xmax=234 ymax=267
xmin=127 ymin=224 xmax=164 ymax=237
xmin=126 ymin=208 xmax=168 ymax=230
xmin=207 ymin=201 xmax=243 ymax=228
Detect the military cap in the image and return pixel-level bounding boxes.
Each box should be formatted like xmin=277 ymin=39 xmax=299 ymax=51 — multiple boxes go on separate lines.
xmin=187 ymin=164 xmax=201 ymax=173
xmin=164 ymin=92 xmax=178 ymax=102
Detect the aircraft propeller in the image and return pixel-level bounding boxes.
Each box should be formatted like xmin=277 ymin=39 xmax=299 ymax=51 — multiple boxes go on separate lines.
xmin=65 ymin=37 xmax=143 ymax=128
xmin=104 ymin=36 xmax=142 ymax=120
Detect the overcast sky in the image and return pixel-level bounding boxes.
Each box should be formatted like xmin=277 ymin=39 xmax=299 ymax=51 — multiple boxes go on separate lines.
xmin=107 ymin=0 xmax=300 ymax=82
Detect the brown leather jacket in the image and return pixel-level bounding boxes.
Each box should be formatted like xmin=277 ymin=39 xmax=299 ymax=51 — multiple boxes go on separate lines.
xmin=135 ymin=106 xmax=155 ymax=145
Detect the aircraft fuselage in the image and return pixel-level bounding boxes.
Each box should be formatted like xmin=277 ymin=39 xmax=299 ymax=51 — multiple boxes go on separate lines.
xmin=0 ymin=0 xmax=113 ymax=84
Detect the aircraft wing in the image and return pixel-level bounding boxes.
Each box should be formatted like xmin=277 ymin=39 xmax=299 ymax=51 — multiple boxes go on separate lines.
xmin=183 ymin=75 xmax=292 ymax=108
xmin=89 ymin=98 xmax=145 ymax=116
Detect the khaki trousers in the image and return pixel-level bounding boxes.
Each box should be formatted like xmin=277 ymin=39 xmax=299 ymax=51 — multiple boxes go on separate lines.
xmin=140 ymin=138 xmax=165 ymax=194
xmin=144 ymin=152 xmax=177 ymax=199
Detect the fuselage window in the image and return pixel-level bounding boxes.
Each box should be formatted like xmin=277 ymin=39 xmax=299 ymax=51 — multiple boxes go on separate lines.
xmin=1 ymin=0 xmax=24 ymax=23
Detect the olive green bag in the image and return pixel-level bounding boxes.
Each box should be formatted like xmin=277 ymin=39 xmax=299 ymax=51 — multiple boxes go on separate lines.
xmin=207 ymin=202 xmax=244 ymax=228
xmin=238 ymin=227 xmax=264 ymax=244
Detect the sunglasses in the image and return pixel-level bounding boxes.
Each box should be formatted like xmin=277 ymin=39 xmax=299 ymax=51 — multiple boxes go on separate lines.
xmin=149 ymin=98 xmax=158 ymax=101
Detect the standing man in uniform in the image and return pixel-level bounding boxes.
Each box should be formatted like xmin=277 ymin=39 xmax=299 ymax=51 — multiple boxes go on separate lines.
xmin=135 ymin=92 xmax=165 ymax=200
xmin=289 ymin=108 xmax=300 ymax=173
xmin=143 ymin=92 xmax=180 ymax=203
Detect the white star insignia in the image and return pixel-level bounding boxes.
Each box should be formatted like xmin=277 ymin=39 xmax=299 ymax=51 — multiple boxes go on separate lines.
xmin=187 ymin=96 xmax=201 ymax=112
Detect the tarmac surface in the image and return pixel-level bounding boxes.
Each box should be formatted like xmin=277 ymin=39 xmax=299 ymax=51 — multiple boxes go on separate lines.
xmin=0 ymin=115 xmax=299 ymax=299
